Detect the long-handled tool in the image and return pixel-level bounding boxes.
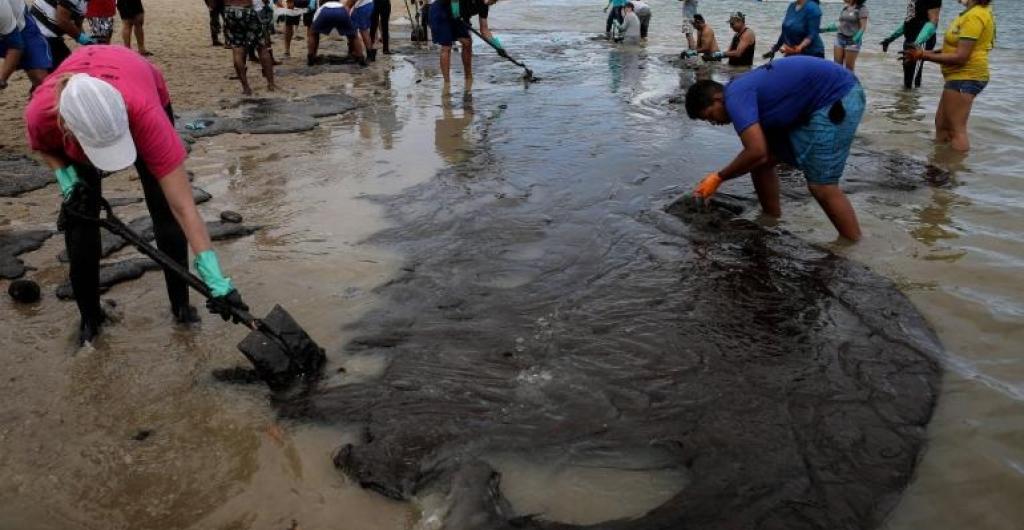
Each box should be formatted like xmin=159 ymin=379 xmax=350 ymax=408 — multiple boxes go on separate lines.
xmin=403 ymin=0 xmax=425 ymax=42
xmin=71 ymin=195 xmax=325 ymax=390
xmin=463 ymin=23 xmax=538 ymax=82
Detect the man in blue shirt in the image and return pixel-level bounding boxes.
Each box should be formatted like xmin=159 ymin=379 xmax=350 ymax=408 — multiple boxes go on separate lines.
xmin=0 ymin=0 xmax=51 ymax=91
xmin=683 ymin=56 xmax=865 ymax=241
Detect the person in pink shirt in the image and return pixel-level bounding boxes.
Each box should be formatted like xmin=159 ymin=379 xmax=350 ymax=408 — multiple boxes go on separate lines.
xmin=25 ymin=45 xmax=249 ymax=346
xmin=85 ymin=0 xmax=116 ymax=44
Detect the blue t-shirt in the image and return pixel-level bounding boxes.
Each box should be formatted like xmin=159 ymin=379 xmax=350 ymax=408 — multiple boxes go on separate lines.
xmin=725 ymin=56 xmax=857 ymax=135
xmin=610 ymin=0 xmax=627 ymax=8
xmin=776 ymin=0 xmax=824 ymax=56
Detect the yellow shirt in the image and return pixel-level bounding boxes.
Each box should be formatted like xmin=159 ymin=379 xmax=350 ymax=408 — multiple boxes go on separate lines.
xmin=941 ymin=5 xmax=996 ymax=82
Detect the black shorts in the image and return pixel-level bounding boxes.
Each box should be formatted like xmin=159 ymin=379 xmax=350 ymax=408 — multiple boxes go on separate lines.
xmin=285 ymin=11 xmax=315 ymax=27
xmin=116 ymin=0 xmax=144 ymax=20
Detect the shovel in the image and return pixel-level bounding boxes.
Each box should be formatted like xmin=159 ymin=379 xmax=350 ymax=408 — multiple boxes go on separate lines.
xmin=463 ymin=23 xmax=538 ymax=82
xmin=73 ymin=195 xmax=326 ymax=390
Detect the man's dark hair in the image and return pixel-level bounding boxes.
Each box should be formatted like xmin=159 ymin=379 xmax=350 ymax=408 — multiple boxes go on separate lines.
xmin=624 ymin=2 xmax=634 ymax=9
xmin=685 ymin=80 xmax=724 ymax=120
xmin=693 ymin=14 xmax=705 ymax=24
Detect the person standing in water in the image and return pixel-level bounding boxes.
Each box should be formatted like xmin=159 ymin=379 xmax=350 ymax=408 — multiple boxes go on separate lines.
xmin=224 ymin=0 xmax=276 ymax=94
xmin=116 ymin=0 xmax=150 ymax=55
xmin=630 ymin=0 xmax=651 ymax=41
xmin=603 ymin=0 xmax=626 ymax=40
xmin=880 ymin=0 xmax=941 ymax=89
xmin=765 ymin=0 xmax=824 ymax=59
xmin=612 ymin=2 xmax=640 ymax=45
xmin=0 ymin=0 xmax=51 ymax=91
xmin=682 ymin=14 xmax=718 ymax=58
xmin=679 ymin=0 xmax=697 ymax=49
xmin=429 ymin=0 xmax=471 ymax=86
xmin=24 ymin=46 xmax=250 ymax=345
xmin=684 ymin=56 xmax=865 ymax=241
xmin=821 ymin=0 xmax=868 ymax=71
xmin=723 ymin=11 xmax=755 ymax=67
xmin=904 ymin=0 xmax=996 ymax=152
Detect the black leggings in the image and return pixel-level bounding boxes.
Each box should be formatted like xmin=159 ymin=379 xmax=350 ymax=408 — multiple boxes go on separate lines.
xmin=370 ymin=0 xmax=391 ymax=51
xmin=605 ymin=6 xmax=623 ymax=34
xmin=63 ymin=105 xmax=190 ymax=327
xmin=47 ymin=37 xmax=72 ymax=72
xmin=208 ymin=1 xmax=226 ymax=44
xmin=903 ymin=35 xmax=936 ymax=89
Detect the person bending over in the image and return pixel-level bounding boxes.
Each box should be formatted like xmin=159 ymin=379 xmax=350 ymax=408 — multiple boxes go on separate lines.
xmin=631 ymin=0 xmax=651 ymax=41
xmin=603 ymin=0 xmax=625 ymax=40
xmin=684 ymin=56 xmax=865 ymax=241
xmin=308 ymin=0 xmax=365 ymax=66
xmin=612 ymin=2 xmax=640 ymax=45
xmin=24 ymin=46 xmax=250 ymax=345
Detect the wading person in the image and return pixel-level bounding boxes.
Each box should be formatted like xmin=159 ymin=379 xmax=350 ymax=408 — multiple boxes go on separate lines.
xmin=224 ymin=0 xmax=276 ymax=94
xmin=821 ymin=0 xmax=868 ymax=72
xmin=85 ymin=0 xmax=116 ymax=44
xmin=428 ymin=0 xmax=471 ymax=86
xmin=206 ymin=0 xmax=227 ymax=47
xmin=723 ymin=11 xmax=755 ymax=67
xmin=612 ymin=2 xmax=640 ymax=45
xmin=29 ymin=0 xmax=90 ymax=69
xmin=765 ymin=0 xmax=823 ymax=59
xmin=279 ymin=0 xmax=314 ymax=59
xmin=684 ymin=56 xmax=865 ymax=241
xmin=630 ymin=0 xmax=650 ymax=41
xmin=679 ymin=0 xmax=697 ymax=49
xmin=880 ymin=0 xmax=940 ymax=89
xmin=904 ymin=0 xmax=995 ymax=152
xmin=0 ymin=0 xmax=51 ymax=91
xmin=116 ymin=0 xmax=150 ymax=55
xmin=369 ymin=0 xmax=390 ymax=55
xmin=308 ymin=0 xmax=365 ymax=66
xmin=682 ymin=14 xmax=717 ymax=58
xmin=351 ymin=0 xmax=375 ymax=61
xmin=603 ymin=0 xmax=625 ymax=40
xmin=24 ymin=46 xmax=250 ymax=345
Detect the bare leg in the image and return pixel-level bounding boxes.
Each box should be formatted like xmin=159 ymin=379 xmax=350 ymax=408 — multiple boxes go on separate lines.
xmin=942 ymin=89 xmax=976 ymax=152
xmin=122 ymin=21 xmax=134 ymax=48
xmin=134 ymin=14 xmax=148 ymax=54
xmin=844 ymin=50 xmax=859 ymax=72
xmin=232 ymin=47 xmax=252 ymax=95
xmin=307 ymin=31 xmax=319 ymax=64
xmin=833 ymin=46 xmax=844 ymax=65
xmin=284 ymin=23 xmax=294 ymax=56
xmin=934 ymin=89 xmax=952 ymax=144
xmin=350 ymin=32 xmax=366 ymax=63
xmin=751 ymin=161 xmax=781 ymax=217
xmin=258 ymin=46 xmax=277 ymax=91
xmin=26 ymin=69 xmax=48 ymax=90
xmin=439 ymin=44 xmax=452 ymax=84
xmin=808 ymin=184 xmax=861 ymax=241
xmin=459 ymin=37 xmax=472 ymax=81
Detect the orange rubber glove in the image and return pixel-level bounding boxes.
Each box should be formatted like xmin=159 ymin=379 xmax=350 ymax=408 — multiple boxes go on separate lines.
xmin=781 ymin=44 xmax=799 ymax=56
xmin=902 ymin=48 xmax=925 ymax=62
xmin=693 ymin=172 xmax=723 ymax=200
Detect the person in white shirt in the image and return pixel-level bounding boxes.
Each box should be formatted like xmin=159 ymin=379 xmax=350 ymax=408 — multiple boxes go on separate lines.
xmin=0 ymin=0 xmax=51 ymax=90
xmin=631 ymin=0 xmax=651 ymax=40
xmin=612 ymin=2 xmax=640 ymax=45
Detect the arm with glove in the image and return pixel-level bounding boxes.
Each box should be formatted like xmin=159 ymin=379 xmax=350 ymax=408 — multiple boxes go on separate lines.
xmin=693 ymin=124 xmax=771 ymax=204
xmin=55 ymin=5 xmax=93 ymax=44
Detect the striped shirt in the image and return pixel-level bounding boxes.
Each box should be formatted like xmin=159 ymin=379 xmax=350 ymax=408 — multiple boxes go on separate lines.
xmin=30 ymin=0 xmax=87 ymax=38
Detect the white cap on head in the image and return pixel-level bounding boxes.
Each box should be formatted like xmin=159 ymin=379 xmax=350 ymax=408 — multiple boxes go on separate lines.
xmin=59 ymin=74 xmax=137 ymax=172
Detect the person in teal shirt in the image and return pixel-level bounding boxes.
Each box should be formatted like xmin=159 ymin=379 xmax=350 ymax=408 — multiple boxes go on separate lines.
xmin=604 ymin=0 xmax=626 ymax=39
xmin=766 ymin=0 xmax=824 ymax=59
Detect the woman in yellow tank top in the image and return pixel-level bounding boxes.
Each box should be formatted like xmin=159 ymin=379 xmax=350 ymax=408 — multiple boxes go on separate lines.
xmin=904 ymin=0 xmax=995 ymax=152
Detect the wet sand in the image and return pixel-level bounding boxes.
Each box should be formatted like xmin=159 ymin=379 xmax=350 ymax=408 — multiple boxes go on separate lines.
xmin=2 ymin=1 xmax=1023 ymax=529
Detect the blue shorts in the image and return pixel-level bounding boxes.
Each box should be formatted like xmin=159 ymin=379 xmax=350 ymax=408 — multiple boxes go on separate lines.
xmin=0 ymin=15 xmax=52 ymax=71
xmin=312 ymin=6 xmax=356 ymax=37
xmin=944 ymin=79 xmax=987 ymax=96
xmin=352 ymin=3 xmax=373 ymax=31
xmin=787 ymin=83 xmax=866 ymax=185
xmin=429 ymin=2 xmax=469 ymax=46
xmin=835 ymin=33 xmax=861 ymax=52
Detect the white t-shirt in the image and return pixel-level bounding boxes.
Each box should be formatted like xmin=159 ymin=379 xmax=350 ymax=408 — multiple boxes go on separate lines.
xmin=314 ymin=0 xmax=345 ymax=19
xmin=354 ymin=0 xmax=373 ymax=9
xmin=30 ymin=0 xmax=87 ymax=39
xmin=0 ymin=0 xmax=28 ymax=35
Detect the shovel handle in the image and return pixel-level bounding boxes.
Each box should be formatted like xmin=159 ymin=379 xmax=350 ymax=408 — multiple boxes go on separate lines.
xmin=464 ymin=23 xmax=530 ymax=70
xmin=89 ymin=196 xmax=259 ymax=326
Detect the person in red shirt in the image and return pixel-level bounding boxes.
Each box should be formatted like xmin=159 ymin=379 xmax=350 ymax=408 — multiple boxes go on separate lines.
xmin=85 ymin=0 xmax=116 ymax=44
xmin=24 ymin=46 xmax=249 ymax=345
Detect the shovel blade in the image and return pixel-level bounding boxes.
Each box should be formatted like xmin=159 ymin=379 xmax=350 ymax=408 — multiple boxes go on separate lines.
xmin=236 ymin=305 xmax=326 ymax=390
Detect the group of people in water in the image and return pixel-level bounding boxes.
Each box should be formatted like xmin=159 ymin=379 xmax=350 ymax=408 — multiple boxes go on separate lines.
xmin=673 ymin=0 xmax=995 ymax=244
xmin=0 ymin=0 xmax=999 ymax=346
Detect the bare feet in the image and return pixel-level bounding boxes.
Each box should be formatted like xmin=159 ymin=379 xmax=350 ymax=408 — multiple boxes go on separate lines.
xmin=241 ymin=86 xmax=253 ymax=96
xmin=267 ymin=83 xmax=277 ymax=92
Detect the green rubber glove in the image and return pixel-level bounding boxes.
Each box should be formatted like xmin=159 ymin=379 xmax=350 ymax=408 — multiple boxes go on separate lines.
xmin=853 ymin=29 xmax=864 ymax=45
xmin=451 ymin=0 xmax=460 ymax=18
xmin=194 ymin=250 xmax=235 ymax=297
xmin=885 ymin=23 xmax=905 ymax=43
xmin=55 ymin=166 xmax=81 ymax=200
xmin=489 ymin=36 xmax=503 ymax=49
xmin=914 ymin=21 xmax=936 ymax=46
xmin=820 ymin=23 xmax=838 ymax=33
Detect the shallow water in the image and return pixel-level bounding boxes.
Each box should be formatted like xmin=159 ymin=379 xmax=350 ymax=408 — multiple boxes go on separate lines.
xmin=1 ymin=1 xmax=1022 ymax=529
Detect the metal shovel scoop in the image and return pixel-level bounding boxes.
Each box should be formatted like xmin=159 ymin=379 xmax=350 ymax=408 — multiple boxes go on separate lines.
xmin=75 ymin=195 xmax=325 ymax=390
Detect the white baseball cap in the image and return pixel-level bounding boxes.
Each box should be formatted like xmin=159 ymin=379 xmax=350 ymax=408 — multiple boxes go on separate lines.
xmin=59 ymin=74 xmax=137 ymax=172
